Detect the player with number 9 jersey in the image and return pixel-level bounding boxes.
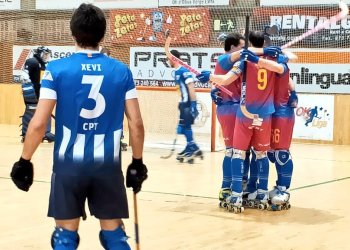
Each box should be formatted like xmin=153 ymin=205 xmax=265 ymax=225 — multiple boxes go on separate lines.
xmin=40 ymin=51 xmax=136 ymax=176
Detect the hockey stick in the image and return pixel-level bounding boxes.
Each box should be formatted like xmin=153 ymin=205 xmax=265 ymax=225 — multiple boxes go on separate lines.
xmin=240 ymin=16 xmax=263 ymax=124
xmin=164 ymin=36 xmax=233 ymax=97
xmin=282 ymin=1 xmax=349 ymax=49
xmin=133 ymin=192 xmax=140 ymax=250
xmin=160 ymin=136 xmax=177 ymax=159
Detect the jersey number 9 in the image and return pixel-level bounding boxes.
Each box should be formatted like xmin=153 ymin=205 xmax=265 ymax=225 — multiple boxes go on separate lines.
xmin=257 ymin=69 xmax=267 ymax=91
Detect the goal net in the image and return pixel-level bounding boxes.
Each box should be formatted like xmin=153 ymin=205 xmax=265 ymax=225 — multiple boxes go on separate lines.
xmin=2 ymin=0 xmax=349 ymax=150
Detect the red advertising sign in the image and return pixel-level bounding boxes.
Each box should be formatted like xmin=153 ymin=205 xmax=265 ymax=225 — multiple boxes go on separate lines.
xmin=110 ymin=8 xmax=210 ymax=45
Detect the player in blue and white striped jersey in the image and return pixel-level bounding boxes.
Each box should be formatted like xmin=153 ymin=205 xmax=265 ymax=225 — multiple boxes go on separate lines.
xmin=11 ymin=4 xmax=147 ymax=250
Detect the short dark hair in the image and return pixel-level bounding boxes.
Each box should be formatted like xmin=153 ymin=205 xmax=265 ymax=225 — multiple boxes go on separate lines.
xmin=224 ymin=33 xmax=244 ymax=52
xmin=170 ymin=49 xmax=180 ymax=59
xmin=70 ymin=3 xmax=106 ymax=48
xmin=248 ymin=31 xmax=265 ymax=48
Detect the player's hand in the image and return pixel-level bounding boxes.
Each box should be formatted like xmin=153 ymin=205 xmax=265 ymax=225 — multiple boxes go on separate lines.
xmin=210 ymin=88 xmax=223 ymax=105
xmin=263 ymin=46 xmax=282 ymax=57
xmin=240 ymin=49 xmax=259 ymax=64
xmin=126 ymin=158 xmax=148 ymax=194
xmin=145 ymin=17 xmax=151 ymax=26
xmin=190 ymin=101 xmax=199 ymax=119
xmin=196 ymin=70 xmax=211 ymax=83
xmin=10 ymin=157 xmax=34 ymax=192
xmin=288 ymin=90 xmax=298 ymax=108
xmin=277 ymin=54 xmax=289 ymax=64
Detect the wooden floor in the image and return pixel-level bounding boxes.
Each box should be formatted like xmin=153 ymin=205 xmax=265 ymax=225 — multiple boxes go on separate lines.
xmin=1 ymin=124 xmax=350 ymax=250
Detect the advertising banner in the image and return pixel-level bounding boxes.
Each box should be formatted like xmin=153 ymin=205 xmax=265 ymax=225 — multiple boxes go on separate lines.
xmin=0 ymin=0 xmax=20 ymax=10
xmin=159 ymin=0 xmax=229 ymax=7
xmin=36 ymin=0 xmax=158 ymax=9
xmin=13 ymin=45 xmax=75 ymax=83
xmin=110 ymin=8 xmax=210 ymax=45
xmin=289 ymin=63 xmax=350 ymax=94
xmin=130 ymin=46 xmax=222 ymax=88
xmin=293 ymin=94 xmax=334 ymax=141
xmin=252 ymin=7 xmax=350 ymax=47
xmin=261 ymin=0 xmax=350 ymax=6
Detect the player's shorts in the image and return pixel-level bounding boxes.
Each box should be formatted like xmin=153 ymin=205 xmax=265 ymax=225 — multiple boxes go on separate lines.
xmin=271 ymin=108 xmax=295 ymax=150
xmin=178 ymin=102 xmax=194 ymax=128
xmin=48 ymin=173 xmax=129 ymax=220
xmin=232 ymin=115 xmax=272 ymax=151
xmin=216 ymin=102 xmax=239 ymax=148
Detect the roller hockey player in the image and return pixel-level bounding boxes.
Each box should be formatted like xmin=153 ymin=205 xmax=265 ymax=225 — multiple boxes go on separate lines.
xmin=168 ymin=49 xmax=203 ymax=164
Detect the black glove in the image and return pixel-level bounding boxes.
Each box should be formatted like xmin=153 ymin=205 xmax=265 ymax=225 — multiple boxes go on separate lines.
xmin=126 ymin=158 xmax=148 ymax=194
xmin=11 ymin=157 xmax=34 ymax=192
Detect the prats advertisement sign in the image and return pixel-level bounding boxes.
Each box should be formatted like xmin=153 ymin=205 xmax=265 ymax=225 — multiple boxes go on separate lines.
xmin=110 ymin=8 xmax=210 ymax=45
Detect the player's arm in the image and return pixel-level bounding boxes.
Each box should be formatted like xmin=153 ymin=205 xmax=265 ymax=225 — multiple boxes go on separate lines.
xmin=125 ymin=90 xmax=147 ymax=194
xmin=197 ymin=61 xmax=241 ymax=86
xmin=211 ymin=60 xmax=242 ymax=86
xmin=21 ymin=99 xmax=56 ymax=160
xmin=241 ymin=49 xmax=286 ymax=74
xmin=258 ymin=58 xmax=286 ymax=74
xmin=288 ymin=77 xmax=298 ymax=108
xmin=125 ymin=98 xmax=144 ymax=159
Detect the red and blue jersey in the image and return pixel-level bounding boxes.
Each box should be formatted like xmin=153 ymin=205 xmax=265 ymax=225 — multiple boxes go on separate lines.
xmin=273 ymin=64 xmax=294 ymax=118
xmin=233 ymin=59 xmax=276 ymax=118
xmin=214 ymin=53 xmax=241 ymax=103
xmin=274 ymin=64 xmax=290 ymax=108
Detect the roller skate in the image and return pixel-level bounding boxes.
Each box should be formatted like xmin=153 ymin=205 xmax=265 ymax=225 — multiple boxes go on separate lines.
xmin=246 ymin=189 xmax=270 ymax=210
xmin=269 ymin=186 xmax=291 ymax=211
xmin=185 ymin=143 xmax=203 ymax=164
xmin=42 ymin=132 xmax=55 ymax=143
xmin=225 ymin=192 xmax=244 ymax=213
xmin=218 ymin=188 xmax=231 ymax=208
xmin=241 ymin=180 xmax=249 ymax=207
xmin=176 ymin=147 xmax=188 ymax=163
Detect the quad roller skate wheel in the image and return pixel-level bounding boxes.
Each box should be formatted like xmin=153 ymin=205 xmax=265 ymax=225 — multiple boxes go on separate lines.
xmin=188 ymin=159 xmax=194 ymax=164
xmin=178 ymin=158 xmax=184 ymax=163
xmin=248 ymin=201 xmax=255 ymax=208
xmin=219 ymin=201 xmax=228 ymax=208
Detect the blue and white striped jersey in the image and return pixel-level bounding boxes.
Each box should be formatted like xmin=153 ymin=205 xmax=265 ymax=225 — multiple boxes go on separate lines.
xmin=174 ymin=66 xmax=194 ymax=103
xmin=40 ymin=51 xmax=137 ymax=175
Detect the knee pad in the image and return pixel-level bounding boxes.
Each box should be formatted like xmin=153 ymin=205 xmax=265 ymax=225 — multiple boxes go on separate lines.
xmin=225 ymin=148 xmax=233 ymax=158
xmin=267 ymin=150 xmax=276 ymax=163
xmin=99 ymin=226 xmax=131 ymax=250
xmin=51 ymin=227 xmax=79 ymax=250
xmin=252 ymin=148 xmax=267 ymax=160
xmin=231 ymin=148 xmax=246 ymax=160
xmin=275 ymin=150 xmax=291 ymax=166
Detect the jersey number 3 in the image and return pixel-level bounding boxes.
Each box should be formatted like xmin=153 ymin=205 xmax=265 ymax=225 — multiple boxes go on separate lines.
xmin=257 ymin=69 xmax=267 ymax=90
xmin=80 ymin=75 xmax=106 ymax=119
